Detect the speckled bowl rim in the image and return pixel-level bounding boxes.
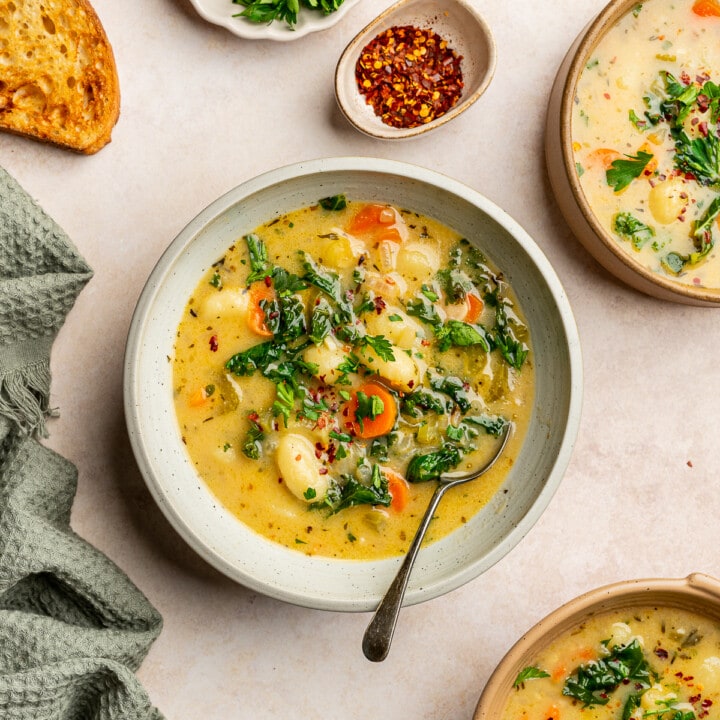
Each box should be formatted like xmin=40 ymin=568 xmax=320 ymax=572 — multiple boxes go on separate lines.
xmin=123 ymin=156 xmax=582 ymax=612
xmin=334 ymin=0 xmax=497 ymax=140
xmin=473 ymin=572 xmax=720 ymax=718
xmin=552 ymin=0 xmax=720 ymax=306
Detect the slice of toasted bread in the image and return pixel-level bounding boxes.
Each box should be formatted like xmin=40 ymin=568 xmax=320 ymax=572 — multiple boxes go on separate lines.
xmin=0 ymin=0 xmax=120 ymax=154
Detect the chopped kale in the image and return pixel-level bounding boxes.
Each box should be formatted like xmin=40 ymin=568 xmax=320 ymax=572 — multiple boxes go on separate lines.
xmin=319 ymin=194 xmax=347 ymax=211
xmin=613 ymin=212 xmax=656 ymax=250
xmin=562 ymin=640 xmax=653 ymax=708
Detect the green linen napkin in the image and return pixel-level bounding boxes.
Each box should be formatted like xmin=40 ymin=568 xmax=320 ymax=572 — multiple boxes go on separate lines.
xmin=0 ymin=166 xmax=164 ymax=719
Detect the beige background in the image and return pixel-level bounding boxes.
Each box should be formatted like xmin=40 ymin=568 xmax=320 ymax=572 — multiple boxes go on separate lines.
xmin=2 ymin=0 xmax=719 ymax=717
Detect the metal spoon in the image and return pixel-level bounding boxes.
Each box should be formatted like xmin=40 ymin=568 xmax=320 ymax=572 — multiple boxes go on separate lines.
xmin=362 ymin=422 xmax=512 ymax=662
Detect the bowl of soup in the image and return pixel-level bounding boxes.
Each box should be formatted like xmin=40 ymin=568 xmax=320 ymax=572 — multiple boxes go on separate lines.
xmin=474 ymin=572 xmax=720 ymax=719
xmin=546 ymin=0 xmax=720 ymax=306
xmin=124 ymin=157 xmax=582 ymax=611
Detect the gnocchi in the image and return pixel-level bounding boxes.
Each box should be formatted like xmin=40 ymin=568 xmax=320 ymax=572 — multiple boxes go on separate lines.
xmin=276 ymin=433 xmax=331 ymax=503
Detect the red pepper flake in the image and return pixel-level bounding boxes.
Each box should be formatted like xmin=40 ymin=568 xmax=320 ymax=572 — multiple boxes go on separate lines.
xmin=209 ymin=335 xmax=218 ymax=352
xmin=603 ymin=92 xmax=611 ymax=99
xmin=355 ymin=24 xmax=464 ymax=129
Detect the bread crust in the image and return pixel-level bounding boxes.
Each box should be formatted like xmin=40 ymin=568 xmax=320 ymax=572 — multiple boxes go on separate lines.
xmin=0 ymin=0 xmax=120 ymax=154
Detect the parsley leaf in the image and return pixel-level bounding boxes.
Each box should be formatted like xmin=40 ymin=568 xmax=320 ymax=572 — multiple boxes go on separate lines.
xmin=232 ymin=0 xmax=344 ymax=28
xmin=244 ymin=234 xmax=270 ymax=284
xmin=272 ymin=382 xmax=295 ymax=427
xmin=242 ymin=414 xmax=264 ymax=459
xmin=513 ymin=666 xmax=550 ymax=688
xmin=606 ymin=151 xmax=654 ymax=192
xmin=362 ymin=334 xmax=395 ymax=362
xmin=354 ymin=390 xmax=384 ymax=432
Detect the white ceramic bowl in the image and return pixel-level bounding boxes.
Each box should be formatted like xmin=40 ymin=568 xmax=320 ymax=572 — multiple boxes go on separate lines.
xmin=474 ymin=573 xmax=720 ymax=718
xmin=188 ymin=0 xmax=360 ymax=40
xmin=124 ymin=157 xmax=583 ymax=611
xmin=335 ymin=0 xmax=496 ymax=139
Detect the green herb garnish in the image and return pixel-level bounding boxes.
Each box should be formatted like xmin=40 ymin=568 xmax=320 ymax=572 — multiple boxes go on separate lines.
xmin=562 ymin=640 xmax=653 ymax=708
xmin=513 ymin=666 xmax=550 ymax=688
xmin=319 ymin=194 xmax=347 ymax=211
xmin=232 ymin=0 xmax=344 ymax=28
xmin=606 ymin=151 xmax=654 ymax=192
xmin=613 ymin=212 xmax=656 ymax=250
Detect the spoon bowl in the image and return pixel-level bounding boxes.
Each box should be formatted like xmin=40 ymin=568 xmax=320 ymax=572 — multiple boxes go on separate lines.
xmin=335 ymin=0 xmax=496 ymax=140
xmin=362 ymin=422 xmax=513 ymax=662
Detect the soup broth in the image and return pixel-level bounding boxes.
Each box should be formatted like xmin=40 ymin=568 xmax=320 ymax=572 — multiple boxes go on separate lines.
xmin=573 ymin=0 xmax=720 ymax=288
xmin=503 ymin=605 xmax=720 ymax=720
xmin=172 ymin=198 xmax=533 ymax=559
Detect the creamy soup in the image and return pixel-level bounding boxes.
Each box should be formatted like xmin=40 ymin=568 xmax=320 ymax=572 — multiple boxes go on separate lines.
xmin=503 ymin=605 xmax=720 ymax=720
xmin=172 ymin=197 xmax=533 ymax=560
xmin=573 ymin=0 xmax=720 ymax=288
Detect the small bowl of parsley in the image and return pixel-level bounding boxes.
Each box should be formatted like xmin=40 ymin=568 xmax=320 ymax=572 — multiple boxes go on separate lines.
xmin=188 ymin=0 xmax=360 ymax=40
xmin=546 ymin=0 xmax=720 ymax=306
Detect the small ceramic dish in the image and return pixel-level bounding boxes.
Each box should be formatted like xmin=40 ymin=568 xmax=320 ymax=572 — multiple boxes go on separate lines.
xmin=545 ymin=0 xmax=720 ymax=306
xmin=335 ymin=0 xmax=496 ymax=139
xmin=474 ymin=572 xmax=720 ymax=718
xmin=124 ymin=157 xmax=582 ymax=612
xmin=188 ymin=0 xmax=360 ymax=41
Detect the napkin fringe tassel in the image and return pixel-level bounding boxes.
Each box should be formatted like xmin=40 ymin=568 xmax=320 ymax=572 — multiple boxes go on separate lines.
xmin=0 ymin=360 xmax=54 ymax=438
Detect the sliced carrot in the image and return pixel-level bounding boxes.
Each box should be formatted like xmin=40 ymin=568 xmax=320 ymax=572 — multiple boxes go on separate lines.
xmin=551 ymin=664 xmax=567 ymax=682
xmin=586 ymin=148 xmax=622 ymax=170
xmin=693 ymin=0 xmax=720 ymax=16
xmin=345 ymin=382 xmax=398 ymax=439
xmin=545 ymin=705 xmax=561 ymax=720
xmin=348 ymin=204 xmax=385 ymax=233
xmin=383 ymin=468 xmax=410 ymax=512
xmin=376 ymin=227 xmax=404 ymax=244
xmin=348 ymin=203 xmax=399 ymax=232
xmin=465 ymin=293 xmax=484 ymax=323
xmin=188 ymin=386 xmax=211 ymax=407
xmin=247 ymin=281 xmax=275 ymax=337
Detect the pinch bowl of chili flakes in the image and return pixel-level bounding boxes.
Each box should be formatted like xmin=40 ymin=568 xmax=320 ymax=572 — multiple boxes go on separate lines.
xmin=335 ymin=0 xmax=496 ymax=139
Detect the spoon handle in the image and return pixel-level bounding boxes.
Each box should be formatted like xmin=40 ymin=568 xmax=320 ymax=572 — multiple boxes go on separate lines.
xmin=362 ymin=482 xmax=450 ymax=662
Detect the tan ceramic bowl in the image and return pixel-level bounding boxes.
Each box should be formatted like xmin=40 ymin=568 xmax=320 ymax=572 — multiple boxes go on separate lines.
xmin=545 ymin=0 xmax=720 ymax=307
xmin=473 ymin=572 xmax=720 ymax=718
